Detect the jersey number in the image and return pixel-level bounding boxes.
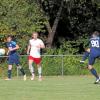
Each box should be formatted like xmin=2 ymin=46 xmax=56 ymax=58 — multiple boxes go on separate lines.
xmin=91 ymin=40 xmax=99 ymax=48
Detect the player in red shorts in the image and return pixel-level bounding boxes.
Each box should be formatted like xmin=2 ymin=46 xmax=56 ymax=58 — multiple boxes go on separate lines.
xmin=27 ymin=32 xmax=45 ymax=81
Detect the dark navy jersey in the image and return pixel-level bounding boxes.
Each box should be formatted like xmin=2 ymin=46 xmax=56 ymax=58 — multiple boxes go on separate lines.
xmin=90 ymin=36 xmax=100 ymax=52
xmin=7 ymin=41 xmax=17 ymax=55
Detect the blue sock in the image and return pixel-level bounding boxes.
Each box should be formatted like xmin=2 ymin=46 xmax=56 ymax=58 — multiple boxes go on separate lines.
xmin=90 ymin=68 xmax=99 ymax=79
xmin=82 ymin=51 xmax=89 ymax=61
xmin=8 ymin=70 xmax=12 ymax=79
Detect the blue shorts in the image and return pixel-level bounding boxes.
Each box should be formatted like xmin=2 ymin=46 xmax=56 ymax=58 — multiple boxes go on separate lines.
xmin=8 ymin=53 xmax=20 ymax=65
xmin=89 ymin=51 xmax=100 ymax=65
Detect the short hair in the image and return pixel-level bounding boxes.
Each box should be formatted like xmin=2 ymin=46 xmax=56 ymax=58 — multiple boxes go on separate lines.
xmin=7 ymin=35 xmax=13 ymax=39
xmin=93 ymin=31 xmax=100 ymax=36
xmin=32 ymin=32 xmax=38 ymax=35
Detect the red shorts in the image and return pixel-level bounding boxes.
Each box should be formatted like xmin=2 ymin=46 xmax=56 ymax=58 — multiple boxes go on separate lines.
xmin=28 ymin=56 xmax=41 ymax=64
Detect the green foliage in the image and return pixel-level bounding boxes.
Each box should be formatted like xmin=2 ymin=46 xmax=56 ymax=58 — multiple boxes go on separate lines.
xmin=42 ymin=55 xmax=89 ymax=76
xmin=44 ymin=35 xmax=89 ymax=55
xmin=42 ymin=56 xmax=61 ymax=75
xmin=63 ymin=0 xmax=100 ymax=34
xmin=1 ymin=55 xmax=100 ymax=77
xmin=59 ymin=40 xmax=79 ymax=54
xmin=42 ymin=0 xmax=100 ymax=35
xmin=39 ymin=56 xmax=100 ymax=75
xmin=0 ymin=0 xmax=47 ymax=35
xmin=16 ymin=35 xmax=30 ymax=54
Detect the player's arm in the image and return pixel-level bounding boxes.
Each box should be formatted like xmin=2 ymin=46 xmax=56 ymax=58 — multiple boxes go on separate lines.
xmin=40 ymin=42 xmax=45 ymax=49
xmin=27 ymin=44 xmax=31 ymax=55
xmin=8 ymin=44 xmax=19 ymax=51
xmin=7 ymin=50 xmax=10 ymax=55
xmin=37 ymin=40 xmax=45 ymax=49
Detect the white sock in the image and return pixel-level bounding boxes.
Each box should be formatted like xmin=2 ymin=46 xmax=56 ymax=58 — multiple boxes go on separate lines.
xmin=29 ymin=64 xmax=34 ymax=76
xmin=38 ymin=67 xmax=42 ymax=78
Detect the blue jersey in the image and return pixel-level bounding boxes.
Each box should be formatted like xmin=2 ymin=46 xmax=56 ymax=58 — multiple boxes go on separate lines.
xmin=89 ymin=36 xmax=100 ymax=65
xmin=90 ymin=36 xmax=100 ymax=55
xmin=7 ymin=41 xmax=17 ymax=55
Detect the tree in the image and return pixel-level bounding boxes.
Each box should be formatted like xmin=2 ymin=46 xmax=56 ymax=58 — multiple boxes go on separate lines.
xmin=46 ymin=0 xmax=64 ymax=48
xmin=38 ymin=0 xmax=67 ymax=48
xmin=38 ymin=0 xmax=100 ymax=53
xmin=0 ymin=0 xmax=47 ymax=35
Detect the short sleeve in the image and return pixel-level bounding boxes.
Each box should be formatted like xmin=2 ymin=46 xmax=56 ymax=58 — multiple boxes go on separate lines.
xmin=11 ymin=41 xmax=16 ymax=46
xmin=40 ymin=39 xmax=44 ymax=46
xmin=7 ymin=41 xmax=16 ymax=48
xmin=7 ymin=42 xmax=12 ymax=48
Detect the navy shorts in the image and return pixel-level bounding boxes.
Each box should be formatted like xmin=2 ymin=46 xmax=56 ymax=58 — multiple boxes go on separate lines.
xmin=89 ymin=51 xmax=100 ymax=65
xmin=8 ymin=53 xmax=20 ymax=65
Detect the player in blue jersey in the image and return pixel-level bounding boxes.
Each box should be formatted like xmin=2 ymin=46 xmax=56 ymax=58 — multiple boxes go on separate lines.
xmin=5 ymin=35 xmax=26 ymax=80
xmin=87 ymin=31 xmax=100 ymax=84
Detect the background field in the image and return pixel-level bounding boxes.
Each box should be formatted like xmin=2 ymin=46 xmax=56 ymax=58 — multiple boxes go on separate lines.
xmin=0 ymin=76 xmax=100 ymax=100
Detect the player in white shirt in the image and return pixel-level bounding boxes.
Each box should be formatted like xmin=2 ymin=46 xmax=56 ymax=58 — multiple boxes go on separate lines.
xmin=27 ymin=32 xmax=45 ymax=81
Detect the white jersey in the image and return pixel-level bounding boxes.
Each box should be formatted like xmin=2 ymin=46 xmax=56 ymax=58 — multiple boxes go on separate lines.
xmin=29 ymin=38 xmax=44 ymax=58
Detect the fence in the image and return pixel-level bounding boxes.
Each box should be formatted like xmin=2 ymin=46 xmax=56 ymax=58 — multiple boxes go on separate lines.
xmin=0 ymin=54 xmax=91 ymax=78
xmin=41 ymin=54 xmax=83 ymax=76
xmin=0 ymin=54 xmax=100 ymax=78
xmin=1 ymin=54 xmax=100 ymax=78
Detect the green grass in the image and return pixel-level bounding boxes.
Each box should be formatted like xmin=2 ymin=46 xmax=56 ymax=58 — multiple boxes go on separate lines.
xmin=0 ymin=76 xmax=100 ymax=100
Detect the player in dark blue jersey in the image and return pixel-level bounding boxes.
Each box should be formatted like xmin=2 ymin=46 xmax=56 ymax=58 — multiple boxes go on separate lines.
xmin=6 ymin=35 xmax=26 ymax=80
xmin=88 ymin=31 xmax=100 ymax=84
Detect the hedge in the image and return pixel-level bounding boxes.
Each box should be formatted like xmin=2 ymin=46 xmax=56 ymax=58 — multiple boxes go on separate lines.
xmin=0 ymin=55 xmax=100 ymax=77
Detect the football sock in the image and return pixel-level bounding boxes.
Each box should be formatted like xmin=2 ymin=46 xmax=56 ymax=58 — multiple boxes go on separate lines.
xmin=29 ymin=64 xmax=34 ymax=75
xmin=38 ymin=67 xmax=42 ymax=78
xmin=82 ymin=51 xmax=89 ymax=61
xmin=90 ymin=68 xmax=99 ymax=79
xmin=20 ymin=68 xmax=25 ymax=75
xmin=8 ymin=70 xmax=12 ymax=79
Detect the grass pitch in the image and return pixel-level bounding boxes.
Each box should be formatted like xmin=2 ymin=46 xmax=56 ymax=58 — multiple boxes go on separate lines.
xmin=0 ymin=76 xmax=100 ymax=100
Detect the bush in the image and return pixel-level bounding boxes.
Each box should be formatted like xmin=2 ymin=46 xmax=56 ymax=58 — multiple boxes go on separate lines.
xmin=0 ymin=55 xmax=100 ymax=77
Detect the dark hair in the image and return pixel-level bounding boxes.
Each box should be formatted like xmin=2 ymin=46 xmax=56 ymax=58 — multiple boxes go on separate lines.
xmin=7 ymin=35 xmax=13 ymax=39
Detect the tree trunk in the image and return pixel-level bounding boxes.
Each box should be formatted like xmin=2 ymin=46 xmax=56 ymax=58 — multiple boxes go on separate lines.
xmin=37 ymin=0 xmax=64 ymax=48
xmin=46 ymin=0 xmax=64 ymax=48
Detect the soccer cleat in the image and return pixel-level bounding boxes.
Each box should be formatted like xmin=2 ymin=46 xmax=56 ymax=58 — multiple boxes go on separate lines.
xmin=31 ymin=76 xmax=35 ymax=80
xmin=38 ymin=77 xmax=42 ymax=81
xmin=31 ymin=74 xmax=35 ymax=80
xmin=79 ymin=61 xmax=85 ymax=69
xmin=5 ymin=78 xmax=11 ymax=81
xmin=94 ymin=78 xmax=100 ymax=84
xmin=23 ymin=74 xmax=27 ymax=81
xmin=80 ymin=60 xmax=85 ymax=64
xmin=31 ymin=77 xmax=34 ymax=81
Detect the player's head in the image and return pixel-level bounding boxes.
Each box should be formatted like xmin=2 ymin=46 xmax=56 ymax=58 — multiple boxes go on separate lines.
xmin=7 ymin=35 xmax=13 ymax=42
xmin=32 ymin=32 xmax=39 ymax=39
xmin=92 ymin=31 xmax=100 ymax=38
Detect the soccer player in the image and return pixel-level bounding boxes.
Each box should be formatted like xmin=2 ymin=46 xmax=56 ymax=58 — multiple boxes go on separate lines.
xmin=27 ymin=32 xmax=45 ymax=81
xmin=87 ymin=31 xmax=100 ymax=84
xmin=6 ymin=35 xmax=26 ymax=80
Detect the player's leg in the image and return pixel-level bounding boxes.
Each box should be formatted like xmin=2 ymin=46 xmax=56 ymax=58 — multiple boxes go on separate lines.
xmin=6 ymin=65 xmax=13 ymax=80
xmin=34 ymin=58 xmax=42 ymax=81
xmin=28 ymin=56 xmax=35 ymax=80
xmin=37 ymin=64 xmax=42 ymax=81
xmin=15 ymin=54 xmax=26 ymax=80
xmin=5 ymin=56 xmax=13 ymax=80
xmin=88 ymin=56 xmax=99 ymax=84
xmin=80 ymin=48 xmax=90 ymax=63
xmin=16 ymin=64 xmax=26 ymax=80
